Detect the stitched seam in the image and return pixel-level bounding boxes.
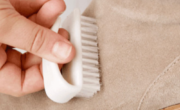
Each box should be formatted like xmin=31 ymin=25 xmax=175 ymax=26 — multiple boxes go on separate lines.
xmin=137 ymin=56 xmax=180 ymax=110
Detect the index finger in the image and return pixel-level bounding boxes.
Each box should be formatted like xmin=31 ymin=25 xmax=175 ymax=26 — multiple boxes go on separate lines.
xmin=29 ymin=0 xmax=66 ymax=28
xmin=9 ymin=0 xmax=49 ymax=17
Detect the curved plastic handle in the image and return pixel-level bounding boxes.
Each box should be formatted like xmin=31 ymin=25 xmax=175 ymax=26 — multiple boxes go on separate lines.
xmin=42 ymin=59 xmax=80 ymax=103
xmin=42 ymin=17 xmax=80 ymax=103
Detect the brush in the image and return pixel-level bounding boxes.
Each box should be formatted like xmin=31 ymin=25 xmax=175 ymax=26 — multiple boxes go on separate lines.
xmin=42 ymin=0 xmax=100 ymax=103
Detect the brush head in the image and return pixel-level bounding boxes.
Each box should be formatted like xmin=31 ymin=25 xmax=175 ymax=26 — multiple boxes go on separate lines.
xmin=62 ymin=9 xmax=100 ymax=98
xmin=42 ymin=8 xmax=100 ymax=104
xmin=76 ymin=15 xmax=100 ymax=98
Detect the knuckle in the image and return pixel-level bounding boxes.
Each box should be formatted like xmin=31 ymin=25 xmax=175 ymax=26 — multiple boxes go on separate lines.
xmin=0 ymin=6 xmax=19 ymax=41
xmin=0 ymin=1 xmax=17 ymax=21
xmin=29 ymin=26 xmax=45 ymax=53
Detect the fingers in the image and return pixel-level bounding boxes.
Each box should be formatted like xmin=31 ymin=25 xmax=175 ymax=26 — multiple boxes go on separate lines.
xmin=21 ymin=53 xmax=42 ymax=70
xmin=9 ymin=0 xmax=49 ymax=17
xmin=4 ymin=29 xmax=68 ymax=69
xmin=0 ymin=12 xmax=75 ymax=64
xmin=21 ymin=52 xmax=65 ymax=71
xmin=20 ymin=28 xmax=69 ymax=69
xmin=6 ymin=49 xmax=21 ymax=68
xmin=22 ymin=65 xmax=44 ymax=95
xmin=0 ymin=62 xmax=44 ymax=97
xmin=6 ymin=49 xmax=42 ymax=70
xmin=0 ymin=62 xmax=22 ymax=97
xmin=29 ymin=0 xmax=66 ymax=28
xmin=0 ymin=49 xmax=44 ymax=96
xmin=5 ymin=29 xmax=68 ymax=70
xmin=0 ymin=45 xmax=65 ymax=97
xmin=0 ymin=0 xmax=72 ymax=97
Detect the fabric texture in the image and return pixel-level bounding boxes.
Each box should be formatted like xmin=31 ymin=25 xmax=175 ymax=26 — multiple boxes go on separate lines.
xmin=1 ymin=0 xmax=180 ymax=109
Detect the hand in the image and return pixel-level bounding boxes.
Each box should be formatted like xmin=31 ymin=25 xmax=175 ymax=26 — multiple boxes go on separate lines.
xmin=0 ymin=0 xmax=75 ymax=97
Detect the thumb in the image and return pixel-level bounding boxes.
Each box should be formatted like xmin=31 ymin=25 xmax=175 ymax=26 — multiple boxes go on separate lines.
xmin=0 ymin=9 xmax=75 ymax=63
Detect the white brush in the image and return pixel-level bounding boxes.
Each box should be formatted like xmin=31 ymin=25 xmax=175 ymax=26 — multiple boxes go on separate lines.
xmin=42 ymin=0 xmax=100 ymax=103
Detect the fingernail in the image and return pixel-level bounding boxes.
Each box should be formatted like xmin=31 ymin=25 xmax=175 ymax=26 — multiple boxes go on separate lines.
xmin=52 ymin=41 xmax=72 ymax=59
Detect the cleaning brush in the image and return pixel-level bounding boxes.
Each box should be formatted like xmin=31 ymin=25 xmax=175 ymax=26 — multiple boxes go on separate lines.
xmin=42 ymin=0 xmax=100 ymax=103
xmin=62 ymin=8 xmax=100 ymax=98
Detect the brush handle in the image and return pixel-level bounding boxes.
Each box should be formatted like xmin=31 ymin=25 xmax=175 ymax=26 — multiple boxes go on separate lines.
xmin=42 ymin=0 xmax=93 ymax=103
xmin=42 ymin=17 xmax=81 ymax=103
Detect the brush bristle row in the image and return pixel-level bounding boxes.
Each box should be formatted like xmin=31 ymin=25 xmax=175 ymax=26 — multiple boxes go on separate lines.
xmin=77 ymin=16 xmax=100 ymax=98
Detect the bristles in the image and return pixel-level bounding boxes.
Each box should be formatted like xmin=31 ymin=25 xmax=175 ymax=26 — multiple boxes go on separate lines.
xmin=83 ymin=60 xmax=98 ymax=66
xmin=83 ymin=65 xmax=99 ymax=72
xmin=81 ymin=27 xmax=98 ymax=34
xmin=82 ymin=46 xmax=99 ymax=53
xmin=82 ymin=39 xmax=98 ymax=46
xmin=81 ymin=22 xmax=98 ymax=30
xmin=81 ymin=16 xmax=97 ymax=23
xmin=83 ymin=71 xmax=100 ymax=77
xmin=82 ymin=33 xmax=97 ymax=41
xmin=83 ymin=52 xmax=99 ymax=60
xmin=77 ymin=15 xmax=100 ymax=98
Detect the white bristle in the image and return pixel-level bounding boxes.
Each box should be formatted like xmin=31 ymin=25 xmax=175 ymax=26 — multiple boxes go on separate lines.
xmin=83 ymin=69 xmax=98 ymax=73
xmin=82 ymin=58 xmax=99 ymax=65
xmin=82 ymin=46 xmax=98 ymax=53
xmin=82 ymin=39 xmax=98 ymax=46
xmin=78 ymin=87 xmax=99 ymax=97
xmin=81 ymin=87 xmax=100 ymax=95
xmin=81 ymin=21 xmax=98 ymax=29
xmin=83 ymin=65 xmax=99 ymax=72
xmin=82 ymin=33 xmax=97 ymax=41
xmin=76 ymin=92 xmax=92 ymax=98
xmin=83 ymin=78 xmax=99 ymax=84
xmin=83 ymin=72 xmax=100 ymax=77
xmin=81 ymin=27 xmax=97 ymax=34
xmin=77 ymin=90 xmax=95 ymax=98
xmin=81 ymin=16 xmax=96 ymax=23
xmin=82 ymin=52 xmax=99 ymax=59
xmin=82 ymin=84 xmax=101 ymax=91
xmin=78 ymin=15 xmax=100 ymax=98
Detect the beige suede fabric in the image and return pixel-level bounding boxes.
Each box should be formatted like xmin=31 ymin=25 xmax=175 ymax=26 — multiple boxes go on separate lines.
xmin=1 ymin=0 xmax=180 ymax=110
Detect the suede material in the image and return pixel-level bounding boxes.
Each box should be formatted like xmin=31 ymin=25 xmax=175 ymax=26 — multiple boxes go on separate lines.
xmin=1 ymin=0 xmax=180 ymax=109
xmin=140 ymin=56 xmax=180 ymax=110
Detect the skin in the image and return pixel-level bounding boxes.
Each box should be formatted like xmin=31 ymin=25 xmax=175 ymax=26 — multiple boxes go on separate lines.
xmin=0 ymin=0 xmax=75 ymax=97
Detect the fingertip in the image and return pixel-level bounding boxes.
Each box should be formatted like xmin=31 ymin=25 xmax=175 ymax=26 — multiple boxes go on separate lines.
xmin=22 ymin=65 xmax=44 ymax=94
xmin=66 ymin=43 xmax=76 ymax=63
xmin=46 ymin=0 xmax=66 ymax=15
xmin=58 ymin=0 xmax=66 ymax=14
xmin=58 ymin=28 xmax=69 ymax=40
xmin=52 ymin=40 xmax=76 ymax=63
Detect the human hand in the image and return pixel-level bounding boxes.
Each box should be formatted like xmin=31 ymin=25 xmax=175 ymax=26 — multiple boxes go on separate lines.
xmin=0 ymin=0 xmax=75 ymax=97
